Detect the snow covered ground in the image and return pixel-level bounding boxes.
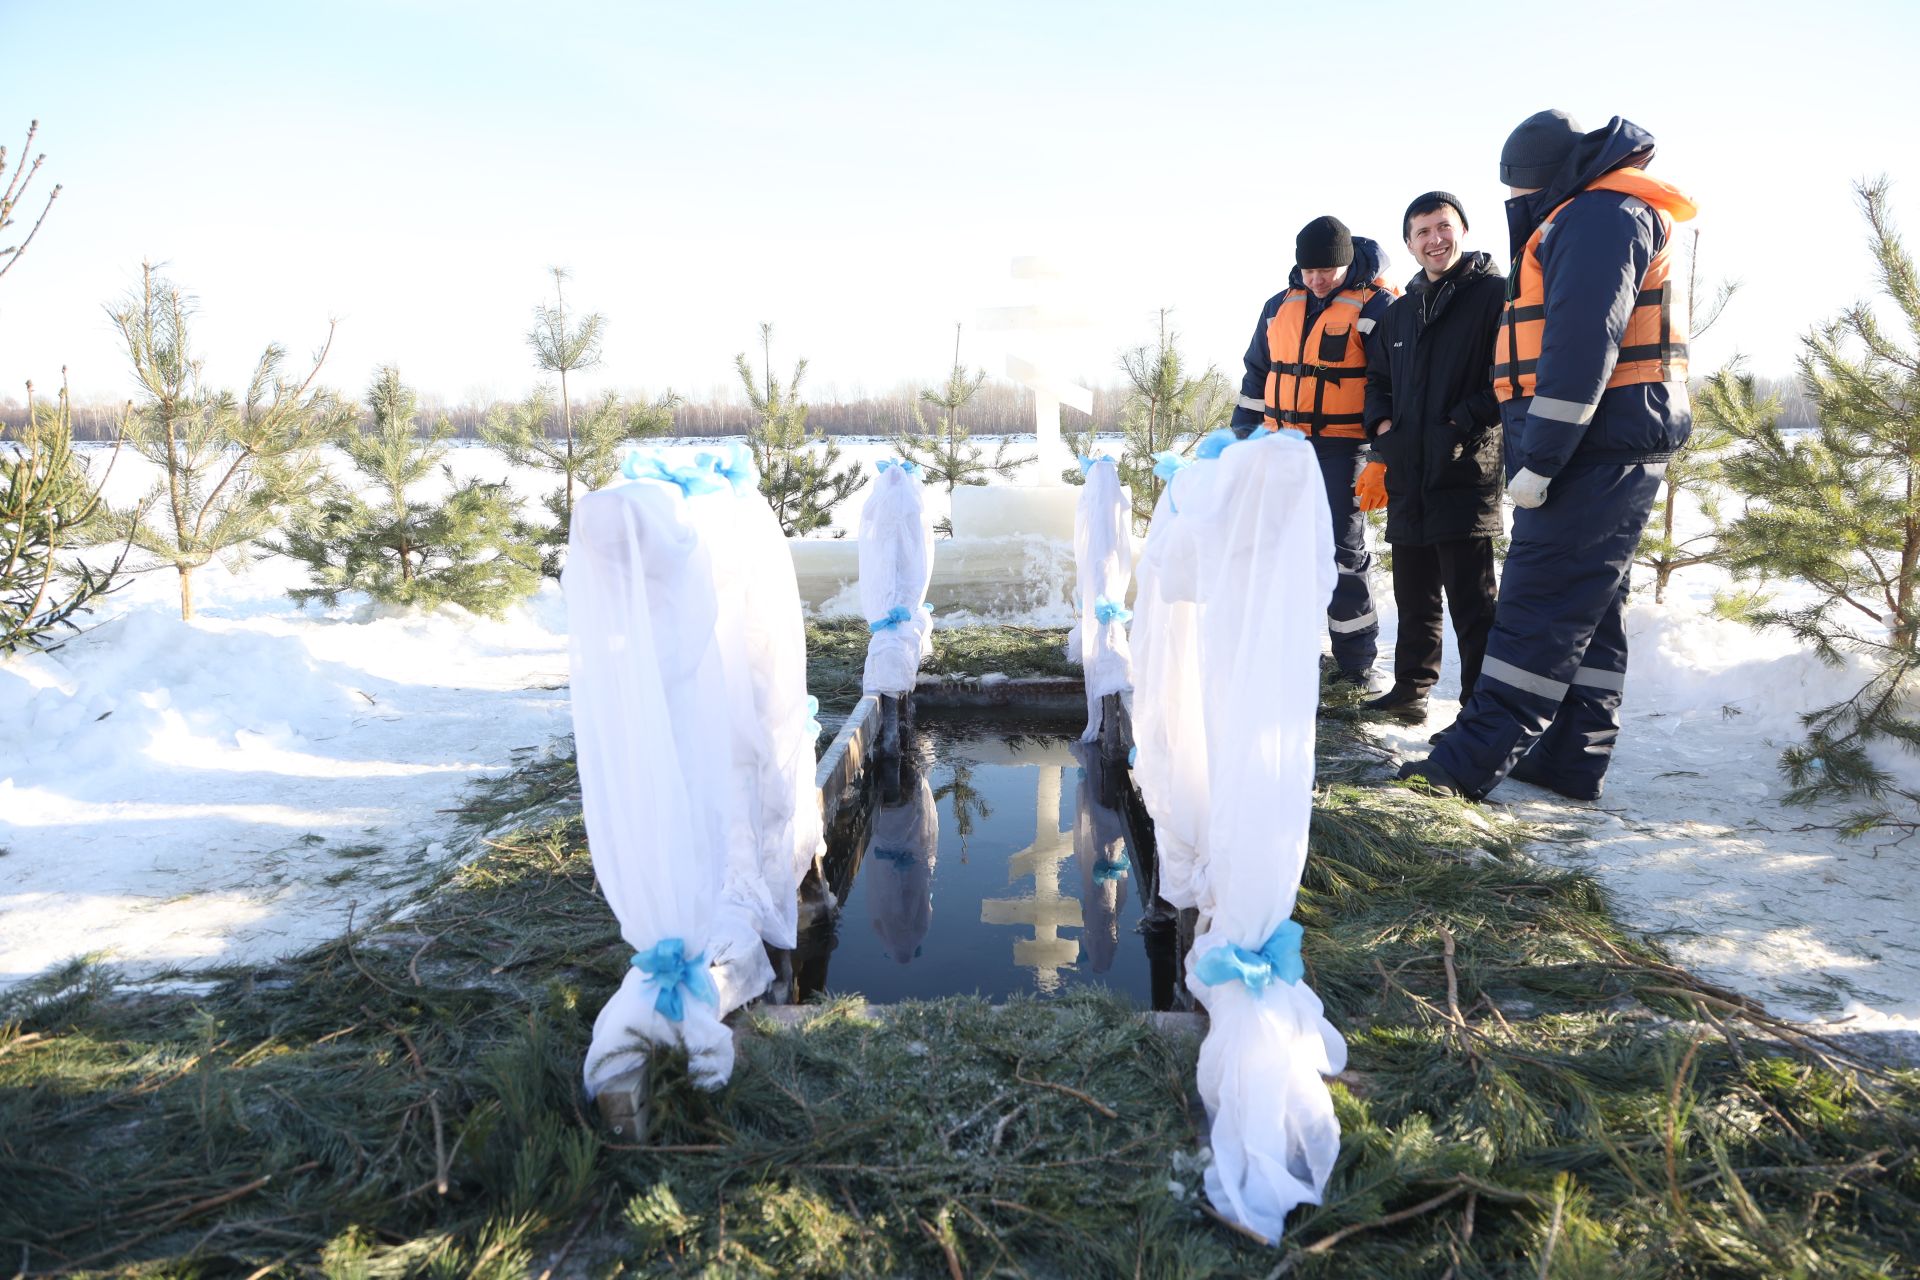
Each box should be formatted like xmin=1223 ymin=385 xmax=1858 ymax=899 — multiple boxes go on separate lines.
xmin=2 ymin=439 xmax=1915 ymax=1058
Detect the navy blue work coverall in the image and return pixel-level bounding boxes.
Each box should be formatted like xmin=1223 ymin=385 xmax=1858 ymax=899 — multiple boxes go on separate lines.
xmin=1233 ymin=237 xmax=1394 ymax=677
xmin=1428 ymin=119 xmax=1693 ymax=800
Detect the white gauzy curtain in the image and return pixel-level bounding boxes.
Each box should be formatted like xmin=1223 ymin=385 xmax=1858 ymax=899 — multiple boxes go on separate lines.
xmin=1069 ymin=457 xmax=1135 ymax=742
xmin=1132 ymin=430 xmax=1349 ymax=1242
xmin=859 ymin=461 xmax=935 ymax=696
xmin=565 ymin=445 xmax=821 ymax=1097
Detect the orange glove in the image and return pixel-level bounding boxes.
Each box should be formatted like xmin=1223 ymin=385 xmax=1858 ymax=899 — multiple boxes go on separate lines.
xmin=1355 ymin=460 xmax=1388 ymax=512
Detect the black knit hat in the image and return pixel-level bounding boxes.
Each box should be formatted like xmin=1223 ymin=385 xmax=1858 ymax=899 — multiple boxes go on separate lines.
xmin=1402 ymin=191 xmax=1467 ymax=240
xmin=1500 ymin=109 xmax=1582 ymax=187
xmin=1295 ymin=215 xmax=1354 ymax=269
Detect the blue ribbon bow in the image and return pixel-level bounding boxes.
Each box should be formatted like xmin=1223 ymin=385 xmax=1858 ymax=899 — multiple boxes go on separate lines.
xmin=1094 ymin=596 xmax=1132 ymax=627
xmin=1194 ymin=427 xmax=1247 ymax=460
xmin=694 ymin=441 xmax=755 ymax=492
xmin=1127 ymin=745 xmax=1137 ymax=767
xmin=869 ymin=606 xmax=914 ymax=633
xmin=630 ymin=937 xmax=720 ymax=1022
xmin=805 ymin=694 xmax=822 ymax=740
xmin=876 ymin=458 xmax=919 ymax=475
xmin=1150 ymin=451 xmax=1189 ymax=482
xmin=870 ymin=846 xmax=917 ymax=867
xmin=1193 ymin=919 xmax=1306 ymax=995
xmin=1093 ymin=853 xmax=1131 ymax=883
xmin=1079 ymin=453 xmax=1116 ymax=475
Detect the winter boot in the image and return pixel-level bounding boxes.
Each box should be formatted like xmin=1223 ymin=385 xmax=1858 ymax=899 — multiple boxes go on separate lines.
xmin=1395 ymin=757 xmax=1467 ymax=799
xmin=1505 ymin=751 xmax=1604 ymax=801
xmin=1363 ymin=685 xmax=1429 ymax=724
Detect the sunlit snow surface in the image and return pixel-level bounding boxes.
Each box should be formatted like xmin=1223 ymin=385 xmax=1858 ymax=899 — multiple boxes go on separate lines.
xmin=2 ymin=440 xmax=1916 ymax=1055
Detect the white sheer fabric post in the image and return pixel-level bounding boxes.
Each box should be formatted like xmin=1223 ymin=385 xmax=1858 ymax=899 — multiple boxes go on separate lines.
xmin=566 ymin=445 xmax=823 ymax=1097
xmin=859 ymin=462 xmax=934 ymax=696
xmin=1069 ymin=458 xmax=1135 ymax=742
xmin=565 ymin=479 xmax=761 ymax=1095
xmin=1132 ymin=431 xmax=1348 ymax=1242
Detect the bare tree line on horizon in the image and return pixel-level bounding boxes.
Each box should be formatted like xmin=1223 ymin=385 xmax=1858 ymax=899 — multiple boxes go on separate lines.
xmin=2 ymin=372 xmax=1813 ymax=442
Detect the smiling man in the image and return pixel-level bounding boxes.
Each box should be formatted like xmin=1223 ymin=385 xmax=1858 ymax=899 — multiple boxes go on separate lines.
xmin=1359 ymin=193 xmax=1506 ymax=725
xmin=1232 ymin=215 xmax=1397 ymax=687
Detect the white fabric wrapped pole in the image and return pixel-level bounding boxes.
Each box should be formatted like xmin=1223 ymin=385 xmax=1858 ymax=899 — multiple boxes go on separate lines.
xmin=1171 ymin=431 xmax=1348 ymax=1242
xmin=1069 ymin=457 xmax=1135 ymax=742
xmin=566 ymin=476 xmax=766 ymax=1095
xmin=859 ymin=461 xmax=934 ymax=696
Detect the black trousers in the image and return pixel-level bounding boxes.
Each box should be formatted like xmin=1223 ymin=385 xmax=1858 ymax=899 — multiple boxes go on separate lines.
xmin=1388 ymin=537 xmax=1496 ymax=701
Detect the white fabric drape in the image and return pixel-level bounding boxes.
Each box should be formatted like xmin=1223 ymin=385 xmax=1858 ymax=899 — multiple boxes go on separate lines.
xmin=1130 ymin=431 xmax=1348 ymax=1243
xmin=1068 ymin=458 xmax=1135 ymax=741
xmin=859 ymin=463 xmax=934 ymax=696
xmin=565 ymin=449 xmax=822 ymax=1097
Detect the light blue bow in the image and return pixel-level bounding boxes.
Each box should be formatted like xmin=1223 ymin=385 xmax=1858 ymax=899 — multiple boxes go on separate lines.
xmin=1193 ymin=919 xmax=1306 ymax=995
xmin=1194 ymin=427 xmax=1246 ymax=460
xmin=1094 ymin=596 xmax=1132 ymax=627
xmin=870 ymin=846 xmax=917 ymax=867
xmin=869 ymin=606 xmax=914 ymax=633
xmin=621 ymin=450 xmax=729 ymax=496
xmin=693 ymin=441 xmax=755 ymax=492
xmin=1127 ymin=746 xmax=1137 ymax=767
xmin=877 ymin=458 xmax=919 ymax=475
xmin=630 ymin=937 xmax=720 ymax=1022
xmin=1093 ymin=853 xmax=1131 ymax=883
xmin=1150 ymin=451 xmax=1189 ymax=482
xmin=1079 ymin=454 xmax=1116 ymax=475
xmin=805 ymin=694 xmax=822 ymax=740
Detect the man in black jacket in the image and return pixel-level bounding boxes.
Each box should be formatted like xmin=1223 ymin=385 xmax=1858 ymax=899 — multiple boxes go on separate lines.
xmin=1359 ymin=192 xmax=1505 ymax=724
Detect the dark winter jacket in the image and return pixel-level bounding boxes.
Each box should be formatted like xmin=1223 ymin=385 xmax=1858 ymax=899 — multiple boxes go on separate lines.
xmin=1232 ymin=236 xmax=1394 ymax=435
xmin=1362 ymin=252 xmax=1506 ymax=544
xmin=1499 ymin=117 xmax=1695 ymax=476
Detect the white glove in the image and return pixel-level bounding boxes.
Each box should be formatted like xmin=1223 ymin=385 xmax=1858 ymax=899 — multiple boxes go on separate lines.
xmin=1508 ymin=467 xmax=1551 ymax=509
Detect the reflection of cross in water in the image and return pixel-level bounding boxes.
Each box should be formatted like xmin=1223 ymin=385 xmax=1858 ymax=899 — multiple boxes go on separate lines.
xmin=980 ymin=764 xmax=1078 ymax=992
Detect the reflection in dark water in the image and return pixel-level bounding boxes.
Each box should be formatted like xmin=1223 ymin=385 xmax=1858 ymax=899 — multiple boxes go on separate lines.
xmin=775 ymin=716 xmax=1193 ymax=1008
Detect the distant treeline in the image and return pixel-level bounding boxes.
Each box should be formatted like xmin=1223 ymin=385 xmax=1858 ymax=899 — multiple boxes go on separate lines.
xmin=3 ymin=374 xmax=1813 ymax=441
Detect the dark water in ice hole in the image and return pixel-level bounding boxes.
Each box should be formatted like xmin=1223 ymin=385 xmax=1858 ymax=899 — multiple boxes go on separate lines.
xmin=772 ymin=714 xmax=1197 ymax=1009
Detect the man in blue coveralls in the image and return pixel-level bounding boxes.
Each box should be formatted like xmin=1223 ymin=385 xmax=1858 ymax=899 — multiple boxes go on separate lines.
xmin=1398 ymin=110 xmax=1695 ymax=801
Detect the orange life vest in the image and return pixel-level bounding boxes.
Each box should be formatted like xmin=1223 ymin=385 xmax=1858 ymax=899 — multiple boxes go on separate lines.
xmin=1494 ymin=168 xmax=1697 ymax=404
xmin=1262 ymin=276 xmax=1393 ymax=439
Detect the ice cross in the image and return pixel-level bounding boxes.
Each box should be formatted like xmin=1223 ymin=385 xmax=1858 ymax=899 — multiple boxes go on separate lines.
xmin=978 ymin=257 xmax=1094 ymax=474
xmin=980 ymin=764 xmax=1079 ymax=992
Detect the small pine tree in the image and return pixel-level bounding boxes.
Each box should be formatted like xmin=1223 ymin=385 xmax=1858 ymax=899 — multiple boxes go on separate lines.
xmin=1717 ymin=177 xmax=1920 ymax=820
xmin=737 ymin=322 xmax=865 ymax=537
xmin=276 ymin=366 xmax=539 ymax=616
xmin=482 ymin=385 xmax=673 ymax=577
xmin=1635 ymin=230 xmax=1742 ymax=602
xmin=1 ymin=376 xmax=134 ymax=653
xmin=1087 ymin=310 xmax=1231 ymax=529
xmin=110 ymin=263 xmax=349 ymax=620
xmin=526 ymin=266 xmax=604 ymax=522
xmin=896 ymin=324 xmax=1033 ymax=510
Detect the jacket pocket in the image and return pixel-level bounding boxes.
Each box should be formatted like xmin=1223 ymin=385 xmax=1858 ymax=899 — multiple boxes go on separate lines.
xmin=1317 ymin=325 xmax=1352 ymax=363
xmin=1434 ymin=421 xmax=1501 ymax=489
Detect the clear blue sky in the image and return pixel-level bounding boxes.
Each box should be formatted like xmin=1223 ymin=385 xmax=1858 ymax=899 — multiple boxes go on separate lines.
xmin=3 ymin=0 xmax=1915 ymax=409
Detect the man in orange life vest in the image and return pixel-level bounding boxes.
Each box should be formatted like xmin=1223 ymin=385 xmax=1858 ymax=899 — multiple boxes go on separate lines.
xmin=1399 ymin=111 xmax=1695 ymax=801
xmin=1232 ymin=216 xmax=1396 ymax=684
